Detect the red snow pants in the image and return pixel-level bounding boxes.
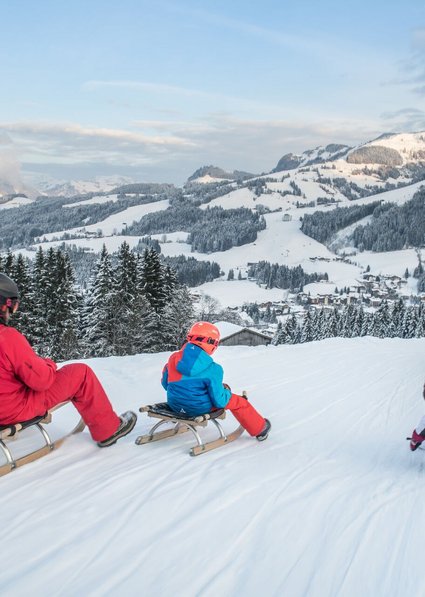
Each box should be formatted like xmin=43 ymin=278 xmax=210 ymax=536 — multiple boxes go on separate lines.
xmin=225 ymin=393 xmax=265 ymax=436
xmin=28 ymin=363 xmax=120 ymax=442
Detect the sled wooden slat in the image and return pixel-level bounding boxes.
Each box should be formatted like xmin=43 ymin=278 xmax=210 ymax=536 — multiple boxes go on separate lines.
xmin=0 ymin=405 xmax=86 ymax=478
xmin=0 ymin=463 xmax=12 ymax=476
xmin=190 ymin=425 xmax=244 ymax=456
xmin=13 ymin=445 xmax=53 ymax=469
xmin=135 ymin=424 xmax=189 ymax=445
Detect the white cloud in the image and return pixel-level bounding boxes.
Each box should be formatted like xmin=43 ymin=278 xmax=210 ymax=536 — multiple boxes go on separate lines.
xmin=0 ymin=114 xmax=401 ymax=185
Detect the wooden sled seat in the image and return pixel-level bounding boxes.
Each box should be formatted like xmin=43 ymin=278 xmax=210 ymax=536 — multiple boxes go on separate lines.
xmin=140 ymin=402 xmax=226 ymax=423
xmin=0 ymin=412 xmax=51 ymax=440
xmin=0 ymin=403 xmax=85 ymax=477
xmin=136 ymin=402 xmax=244 ymax=456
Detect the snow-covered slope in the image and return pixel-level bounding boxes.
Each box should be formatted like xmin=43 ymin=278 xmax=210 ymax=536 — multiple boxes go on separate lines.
xmin=0 ymin=195 xmax=34 ymax=210
xmin=1 ymin=337 xmax=424 ymax=596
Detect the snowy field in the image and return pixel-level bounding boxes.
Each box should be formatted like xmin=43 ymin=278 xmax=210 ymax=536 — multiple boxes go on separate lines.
xmin=40 ymin=199 xmax=169 ymax=240
xmin=1 ymin=337 xmax=425 ymax=596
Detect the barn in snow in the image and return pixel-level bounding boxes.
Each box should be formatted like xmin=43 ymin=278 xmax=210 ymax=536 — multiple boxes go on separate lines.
xmin=214 ymin=321 xmax=272 ymax=347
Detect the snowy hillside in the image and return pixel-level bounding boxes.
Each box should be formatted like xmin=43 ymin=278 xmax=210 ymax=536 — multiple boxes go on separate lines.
xmin=2 ymin=337 xmax=425 ymax=596
xmin=7 ymin=130 xmax=425 ymax=309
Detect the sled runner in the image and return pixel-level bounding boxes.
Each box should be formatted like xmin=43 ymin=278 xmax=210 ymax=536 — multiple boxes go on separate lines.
xmin=0 ymin=403 xmax=85 ymax=477
xmin=135 ymin=402 xmax=244 ymax=456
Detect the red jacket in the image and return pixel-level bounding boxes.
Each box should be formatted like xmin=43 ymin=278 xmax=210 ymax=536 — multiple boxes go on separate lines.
xmin=0 ymin=324 xmax=57 ymax=424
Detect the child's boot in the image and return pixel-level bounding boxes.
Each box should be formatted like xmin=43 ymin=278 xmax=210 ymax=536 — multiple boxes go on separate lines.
xmin=410 ymin=429 xmax=425 ymax=451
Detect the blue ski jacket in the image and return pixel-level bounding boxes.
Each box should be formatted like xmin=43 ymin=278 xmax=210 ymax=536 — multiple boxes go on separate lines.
xmin=161 ymin=343 xmax=231 ymax=416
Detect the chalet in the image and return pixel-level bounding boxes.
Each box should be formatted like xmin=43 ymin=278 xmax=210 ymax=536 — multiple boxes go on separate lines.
xmin=282 ymin=213 xmax=292 ymax=222
xmin=214 ymin=322 xmax=272 ymax=347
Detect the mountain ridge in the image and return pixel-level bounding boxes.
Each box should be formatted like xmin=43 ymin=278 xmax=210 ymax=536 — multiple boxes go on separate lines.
xmin=1 ymin=130 xmax=424 ymax=199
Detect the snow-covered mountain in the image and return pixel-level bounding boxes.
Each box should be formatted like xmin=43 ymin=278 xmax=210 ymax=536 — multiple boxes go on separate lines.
xmin=187 ymin=165 xmax=256 ymax=184
xmin=272 ymin=131 xmax=425 ymax=172
xmin=1 ymin=336 xmax=425 ymax=595
xmin=20 ymin=173 xmax=136 ymax=197
xmin=272 ymin=142 xmax=351 ymax=171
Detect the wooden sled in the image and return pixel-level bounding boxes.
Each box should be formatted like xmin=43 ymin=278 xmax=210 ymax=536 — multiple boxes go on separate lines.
xmin=135 ymin=402 xmax=244 ymax=456
xmin=0 ymin=403 xmax=85 ymax=478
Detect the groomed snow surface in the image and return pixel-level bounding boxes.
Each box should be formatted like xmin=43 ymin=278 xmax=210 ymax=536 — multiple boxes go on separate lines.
xmin=1 ymin=337 xmax=425 ymax=596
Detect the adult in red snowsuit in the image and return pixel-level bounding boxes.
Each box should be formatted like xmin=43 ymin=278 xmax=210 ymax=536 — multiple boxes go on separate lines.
xmin=0 ymin=273 xmax=136 ymax=446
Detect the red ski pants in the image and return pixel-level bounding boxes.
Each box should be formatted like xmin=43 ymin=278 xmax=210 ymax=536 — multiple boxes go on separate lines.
xmin=29 ymin=363 xmax=121 ymax=442
xmin=226 ymin=393 xmax=265 ymax=436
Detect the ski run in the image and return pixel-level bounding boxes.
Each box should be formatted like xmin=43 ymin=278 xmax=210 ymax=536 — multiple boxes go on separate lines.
xmin=1 ymin=336 xmax=425 ymax=597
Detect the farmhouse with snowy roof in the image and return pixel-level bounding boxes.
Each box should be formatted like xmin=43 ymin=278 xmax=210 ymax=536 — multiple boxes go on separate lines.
xmin=214 ymin=321 xmax=272 ymax=347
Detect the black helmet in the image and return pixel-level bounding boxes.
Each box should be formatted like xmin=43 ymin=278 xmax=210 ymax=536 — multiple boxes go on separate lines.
xmin=0 ymin=273 xmax=19 ymax=300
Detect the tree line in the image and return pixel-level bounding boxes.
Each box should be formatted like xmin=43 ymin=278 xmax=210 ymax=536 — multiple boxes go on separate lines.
xmin=163 ymin=255 xmax=221 ymax=286
xmin=0 ymin=244 xmax=194 ymax=361
xmin=0 ymin=193 xmax=167 ymax=250
xmin=126 ymin=203 xmax=266 ymax=253
xmin=351 ymin=189 xmax=425 ymax=252
xmin=273 ymin=300 xmax=425 ymax=345
xmin=300 ymin=200 xmax=385 ymax=244
xmin=248 ymin=261 xmax=327 ymax=291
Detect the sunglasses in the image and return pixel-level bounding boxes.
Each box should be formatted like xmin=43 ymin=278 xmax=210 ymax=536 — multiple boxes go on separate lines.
xmin=1 ymin=298 xmax=19 ymax=314
xmin=188 ymin=334 xmax=219 ymax=347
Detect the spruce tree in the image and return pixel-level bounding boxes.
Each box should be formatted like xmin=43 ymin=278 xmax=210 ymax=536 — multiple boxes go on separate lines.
xmin=301 ymin=310 xmax=314 ymax=343
xmin=51 ymin=250 xmax=80 ymax=360
xmin=7 ymin=254 xmax=32 ymax=337
xmin=27 ymin=247 xmax=50 ymax=353
xmin=83 ymin=245 xmax=117 ymax=357
xmin=160 ymin=285 xmax=194 ymax=351
xmin=139 ymin=248 xmax=168 ymax=313
xmin=113 ymin=242 xmax=138 ymax=355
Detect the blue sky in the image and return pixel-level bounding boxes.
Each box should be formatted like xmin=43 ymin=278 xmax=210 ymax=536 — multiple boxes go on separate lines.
xmin=1 ymin=0 xmax=424 ymax=185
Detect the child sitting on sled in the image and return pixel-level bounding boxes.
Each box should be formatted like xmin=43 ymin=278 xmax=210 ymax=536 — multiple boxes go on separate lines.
xmin=161 ymin=321 xmax=271 ymax=440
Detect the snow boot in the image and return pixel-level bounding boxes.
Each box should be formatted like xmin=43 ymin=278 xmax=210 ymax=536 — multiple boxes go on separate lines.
xmin=409 ymin=429 xmax=425 ymax=452
xmin=256 ymin=418 xmax=271 ymax=442
xmin=97 ymin=411 xmax=137 ymax=447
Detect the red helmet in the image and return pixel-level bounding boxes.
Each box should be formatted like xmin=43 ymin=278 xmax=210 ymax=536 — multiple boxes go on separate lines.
xmin=187 ymin=321 xmax=220 ymax=354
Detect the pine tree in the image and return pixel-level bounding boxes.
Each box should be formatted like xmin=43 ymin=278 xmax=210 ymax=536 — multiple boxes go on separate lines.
xmin=391 ymin=299 xmax=405 ymax=338
xmin=132 ymin=294 xmax=161 ymax=353
xmin=272 ymin=322 xmax=284 ymax=345
xmin=301 ymin=310 xmax=314 ymax=343
xmin=26 ymin=247 xmax=50 ymax=353
xmin=323 ymin=308 xmax=340 ymax=338
xmin=352 ymin=306 xmax=364 ymax=338
xmin=50 ymin=250 xmax=80 ymax=360
xmin=113 ymin=242 xmax=138 ymax=355
xmin=3 ymin=251 xmax=14 ymax=275
xmin=160 ymin=285 xmax=194 ymax=351
xmin=83 ymin=245 xmax=117 ymax=357
xmin=6 ymin=254 xmax=32 ymax=337
xmin=162 ymin=264 xmax=179 ymax=303
xmin=139 ymin=248 xmax=168 ymax=313
xmin=400 ymin=307 xmax=415 ymax=339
